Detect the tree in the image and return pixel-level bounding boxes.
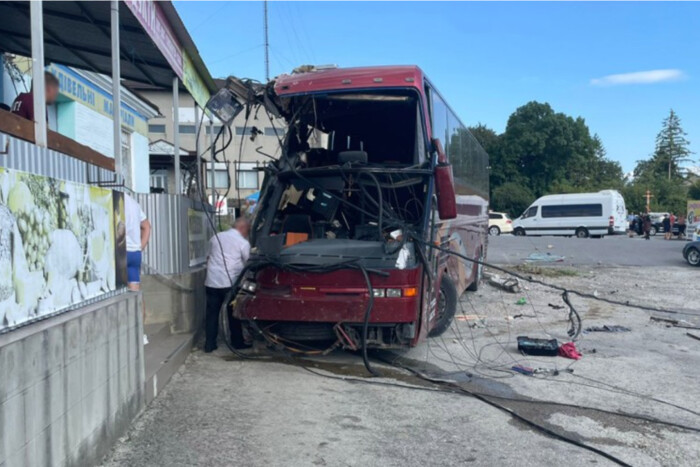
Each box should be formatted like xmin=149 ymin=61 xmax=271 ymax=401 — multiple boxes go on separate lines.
xmin=654 ymin=109 xmax=693 ymax=180
xmin=496 ymin=101 xmax=623 ymax=197
xmin=689 ymin=180 xmax=700 ymax=200
xmin=491 ymin=182 xmax=534 ymax=218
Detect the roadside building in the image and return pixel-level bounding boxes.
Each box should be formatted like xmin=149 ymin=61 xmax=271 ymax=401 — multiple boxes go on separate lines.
xmin=127 ymin=81 xmax=283 ymax=214
xmin=0 ymin=2 xmax=219 ymax=466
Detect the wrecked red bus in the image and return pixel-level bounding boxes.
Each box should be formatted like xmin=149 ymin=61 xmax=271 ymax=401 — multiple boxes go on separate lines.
xmin=214 ymin=65 xmax=489 ymax=351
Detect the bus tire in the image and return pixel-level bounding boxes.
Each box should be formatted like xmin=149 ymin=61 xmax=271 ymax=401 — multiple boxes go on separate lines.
xmin=575 ymin=227 xmax=589 ymax=238
xmin=429 ymin=275 xmax=458 ymax=338
xmin=514 ymin=228 xmax=526 ymax=236
xmin=220 ymin=299 xmax=247 ymax=349
xmin=467 ymin=250 xmax=483 ymax=292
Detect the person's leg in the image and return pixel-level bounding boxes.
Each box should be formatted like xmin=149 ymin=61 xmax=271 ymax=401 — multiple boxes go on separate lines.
xmin=205 ymin=287 xmax=226 ymax=352
xmin=126 ymin=250 xmax=142 ymax=291
xmin=127 ymin=251 xmax=148 ymax=344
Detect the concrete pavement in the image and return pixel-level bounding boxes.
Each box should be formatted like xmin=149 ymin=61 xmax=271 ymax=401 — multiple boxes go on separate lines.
xmin=100 ymin=240 xmax=700 ymax=467
xmin=101 ymin=351 xmax=611 ymax=467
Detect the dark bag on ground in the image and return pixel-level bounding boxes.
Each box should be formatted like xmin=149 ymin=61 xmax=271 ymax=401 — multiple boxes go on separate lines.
xmin=517 ymin=336 xmax=559 ymax=356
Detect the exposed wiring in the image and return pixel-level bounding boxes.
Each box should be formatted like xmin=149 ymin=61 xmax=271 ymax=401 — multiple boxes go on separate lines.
xmin=358 ymin=265 xmax=380 ymax=376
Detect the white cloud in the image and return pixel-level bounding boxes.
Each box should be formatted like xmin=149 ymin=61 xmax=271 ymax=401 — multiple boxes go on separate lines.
xmin=590 ymin=69 xmax=686 ymax=86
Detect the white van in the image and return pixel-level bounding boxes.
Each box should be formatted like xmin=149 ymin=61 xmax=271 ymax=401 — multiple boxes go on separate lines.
xmin=512 ymin=190 xmax=627 ymax=238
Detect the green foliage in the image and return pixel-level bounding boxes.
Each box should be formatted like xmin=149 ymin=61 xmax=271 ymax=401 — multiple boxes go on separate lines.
xmin=470 ymin=102 xmax=626 ymax=213
xmin=625 ymin=109 xmax=696 ymax=213
xmin=490 ymin=182 xmax=534 ymax=217
xmin=688 ymin=180 xmax=700 ymax=200
xmin=653 ymin=109 xmax=693 ymax=180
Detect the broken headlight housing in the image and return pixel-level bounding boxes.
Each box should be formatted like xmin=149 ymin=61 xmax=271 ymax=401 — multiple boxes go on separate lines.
xmin=240 ymin=279 xmax=257 ymax=294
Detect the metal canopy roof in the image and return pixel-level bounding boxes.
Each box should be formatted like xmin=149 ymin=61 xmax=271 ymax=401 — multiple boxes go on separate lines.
xmin=0 ymin=1 xmax=216 ymax=93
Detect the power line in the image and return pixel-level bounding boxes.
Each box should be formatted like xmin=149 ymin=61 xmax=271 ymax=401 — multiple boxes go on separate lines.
xmin=263 ymin=0 xmax=270 ymax=82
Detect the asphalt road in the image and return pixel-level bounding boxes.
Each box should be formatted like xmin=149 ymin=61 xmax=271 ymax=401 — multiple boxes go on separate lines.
xmin=487 ymin=233 xmax=690 ymax=267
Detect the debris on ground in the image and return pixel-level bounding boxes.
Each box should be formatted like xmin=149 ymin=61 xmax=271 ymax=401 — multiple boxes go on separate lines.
xmin=511 ymin=364 xmax=534 ymax=376
xmin=584 ymin=325 xmax=631 ymax=333
xmin=687 ymin=333 xmax=700 ymax=342
xmin=515 ymin=297 xmax=527 ymax=305
xmin=517 ymin=336 xmax=559 ymax=356
xmin=650 ymin=316 xmax=700 ymax=330
xmin=548 ymin=303 xmax=565 ymax=310
xmin=455 ymin=314 xmax=488 ymax=328
xmin=558 ymin=342 xmax=582 ymax=360
xmin=484 ymin=272 xmax=521 ymax=293
xmin=525 ymin=252 xmax=565 ymax=263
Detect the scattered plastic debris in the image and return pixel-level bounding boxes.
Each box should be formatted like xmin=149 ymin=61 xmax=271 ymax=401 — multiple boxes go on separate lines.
xmin=511 ymin=364 xmax=534 ymax=376
xmin=515 ymin=297 xmax=527 ymax=305
xmin=650 ymin=316 xmax=700 ymax=330
xmin=484 ymin=272 xmax=521 ymax=293
xmin=517 ymin=336 xmax=559 ymax=356
xmin=558 ymin=342 xmax=582 ymax=360
xmin=584 ymin=325 xmax=631 ymax=333
xmin=525 ymin=252 xmax=565 ymax=263
xmin=455 ymin=314 xmax=487 ymax=328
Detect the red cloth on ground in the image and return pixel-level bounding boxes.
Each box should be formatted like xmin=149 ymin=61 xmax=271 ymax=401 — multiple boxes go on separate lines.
xmin=558 ymin=342 xmax=582 ymax=360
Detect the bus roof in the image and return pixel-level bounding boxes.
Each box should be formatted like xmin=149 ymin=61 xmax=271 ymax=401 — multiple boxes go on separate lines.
xmin=274 ymin=65 xmax=425 ymax=96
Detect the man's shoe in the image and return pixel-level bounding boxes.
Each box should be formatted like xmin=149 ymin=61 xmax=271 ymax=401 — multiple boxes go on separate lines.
xmin=204 ymin=343 xmax=218 ymax=353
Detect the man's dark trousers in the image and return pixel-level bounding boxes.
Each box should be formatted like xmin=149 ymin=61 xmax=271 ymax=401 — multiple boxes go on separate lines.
xmin=205 ymin=286 xmax=246 ymax=351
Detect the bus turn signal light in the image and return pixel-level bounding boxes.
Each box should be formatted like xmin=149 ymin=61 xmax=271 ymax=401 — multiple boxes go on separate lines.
xmin=403 ymin=287 xmax=417 ymax=297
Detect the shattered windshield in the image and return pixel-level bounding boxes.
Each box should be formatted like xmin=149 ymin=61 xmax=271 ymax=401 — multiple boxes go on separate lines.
xmin=251 ymin=89 xmax=431 ymax=250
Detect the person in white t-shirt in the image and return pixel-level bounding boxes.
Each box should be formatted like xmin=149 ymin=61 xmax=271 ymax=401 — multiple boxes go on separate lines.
xmin=204 ymin=217 xmax=250 ymax=353
xmin=125 ymin=194 xmax=151 ymax=290
xmin=124 ymin=194 xmax=151 ymax=345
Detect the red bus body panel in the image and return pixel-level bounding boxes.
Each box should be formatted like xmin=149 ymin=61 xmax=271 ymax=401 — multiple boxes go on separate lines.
xmin=236 ymin=268 xmax=422 ymax=324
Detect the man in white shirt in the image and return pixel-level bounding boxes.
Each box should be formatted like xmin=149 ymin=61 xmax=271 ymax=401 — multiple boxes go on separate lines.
xmin=124 ymin=194 xmax=151 ymax=290
xmin=125 ymin=193 xmax=151 ymax=345
xmin=204 ymin=217 xmax=251 ymax=352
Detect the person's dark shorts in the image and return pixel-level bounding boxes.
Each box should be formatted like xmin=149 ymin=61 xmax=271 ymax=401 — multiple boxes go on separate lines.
xmin=126 ymin=251 xmax=142 ymax=284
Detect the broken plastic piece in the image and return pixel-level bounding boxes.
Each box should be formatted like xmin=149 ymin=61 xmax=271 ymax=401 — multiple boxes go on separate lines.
xmin=511 ymin=364 xmax=534 ymax=376
xmin=558 ymin=342 xmax=582 ymax=360
xmin=515 ymin=297 xmax=527 ymax=305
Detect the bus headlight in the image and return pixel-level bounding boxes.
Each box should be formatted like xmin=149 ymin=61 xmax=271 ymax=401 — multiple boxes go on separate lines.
xmin=241 ymin=280 xmax=257 ymax=293
xmin=372 ymin=288 xmax=386 ymax=297
xmin=386 ymin=288 xmax=402 ymax=298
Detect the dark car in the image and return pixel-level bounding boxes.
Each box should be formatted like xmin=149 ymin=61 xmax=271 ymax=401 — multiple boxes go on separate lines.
xmin=683 ymin=241 xmax=700 ymax=266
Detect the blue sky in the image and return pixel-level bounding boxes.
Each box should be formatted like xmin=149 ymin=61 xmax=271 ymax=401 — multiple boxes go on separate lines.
xmin=174 ymin=1 xmax=700 ymax=172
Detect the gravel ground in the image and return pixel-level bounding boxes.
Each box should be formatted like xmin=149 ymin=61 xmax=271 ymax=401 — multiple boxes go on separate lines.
xmin=101 ymin=262 xmax=700 ymax=467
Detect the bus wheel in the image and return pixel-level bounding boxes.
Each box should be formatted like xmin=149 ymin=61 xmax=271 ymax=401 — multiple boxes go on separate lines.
xmin=467 ymin=250 xmax=483 ymax=292
xmin=575 ymin=228 xmax=589 ymax=238
xmin=429 ymin=276 xmax=458 ymax=337
xmin=514 ymin=228 xmax=526 ymax=236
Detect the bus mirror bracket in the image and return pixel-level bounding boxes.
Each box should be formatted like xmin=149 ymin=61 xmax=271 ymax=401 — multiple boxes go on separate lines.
xmin=432 ymin=138 xmax=457 ymax=220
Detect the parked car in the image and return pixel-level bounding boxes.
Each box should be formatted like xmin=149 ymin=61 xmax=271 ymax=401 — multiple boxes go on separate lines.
xmin=690 ymin=223 xmax=700 ymax=242
xmin=488 ymin=211 xmax=513 ymax=236
xmin=512 ymin=190 xmax=627 ymax=238
xmin=683 ymin=241 xmax=700 ymax=266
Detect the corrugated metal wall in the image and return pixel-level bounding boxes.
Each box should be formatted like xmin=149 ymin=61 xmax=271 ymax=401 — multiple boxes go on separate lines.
xmin=135 ymin=193 xmax=211 ymax=275
xmin=0 ymin=132 xmax=115 ymax=184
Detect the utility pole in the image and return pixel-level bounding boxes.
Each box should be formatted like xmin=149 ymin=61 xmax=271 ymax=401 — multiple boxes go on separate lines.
xmin=263 ymin=0 xmax=269 ymax=82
